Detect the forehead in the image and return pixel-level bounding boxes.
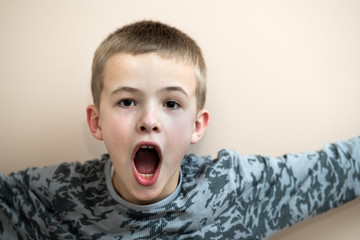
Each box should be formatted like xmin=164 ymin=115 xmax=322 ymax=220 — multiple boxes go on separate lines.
xmin=103 ymin=53 xmax=197 ymax=94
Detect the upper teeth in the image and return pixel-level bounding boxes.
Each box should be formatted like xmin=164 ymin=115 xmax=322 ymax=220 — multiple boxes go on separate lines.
xmin=141 ymin=146 xmax=154 ymax=149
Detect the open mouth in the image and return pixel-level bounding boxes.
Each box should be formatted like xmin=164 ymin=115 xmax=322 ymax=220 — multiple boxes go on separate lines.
xmin=132 ymin=143 xmax=162 ymax=186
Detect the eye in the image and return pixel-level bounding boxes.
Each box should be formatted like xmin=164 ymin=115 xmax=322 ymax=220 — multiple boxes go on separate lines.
xmin=118 ymin=99 xmax=136 ymax=107
xmin=163 ymin=100 xmax=180 ymax=109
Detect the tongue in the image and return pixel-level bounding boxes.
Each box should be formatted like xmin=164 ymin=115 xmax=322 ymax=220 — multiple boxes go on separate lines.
xmin=134 ymin=148 xmax=159 ymax=174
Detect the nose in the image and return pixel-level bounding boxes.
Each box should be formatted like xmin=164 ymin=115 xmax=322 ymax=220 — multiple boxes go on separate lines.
xmin=137 ymin=105 xmax=161 ymax=133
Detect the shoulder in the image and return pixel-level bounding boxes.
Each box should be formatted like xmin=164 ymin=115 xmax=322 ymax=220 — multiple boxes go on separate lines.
xmin=181 ymin=149 xmax=261 ymax=176
xmin=31 ymin=154 xmax=109 ymax=188
xmin=52 ymin=154 xmax=109 ymax=184
xmin=47 ymin=155 xmax=110 ymax=202
xmin=180 ymin=150 xmax=274 ymax=194
xmin=181 ymin=150 xmax=243 ymax=190
xmin=182 ymin=149 xmax=238 ymax=169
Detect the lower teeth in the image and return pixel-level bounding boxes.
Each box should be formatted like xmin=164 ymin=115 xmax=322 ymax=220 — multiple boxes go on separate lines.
xmin=139 ymin=173 xmax=153 ymax=178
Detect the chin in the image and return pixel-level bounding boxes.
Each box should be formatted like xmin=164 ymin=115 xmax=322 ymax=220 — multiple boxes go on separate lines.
xmin=132 ymin=188 xmax=164 ymax=205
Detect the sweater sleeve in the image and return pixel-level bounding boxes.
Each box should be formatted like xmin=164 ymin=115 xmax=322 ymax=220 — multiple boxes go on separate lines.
xmin=232 ymin=136 xmax=360 ymax=238
xmin=0 ymin=166 xmax=59 ymax=239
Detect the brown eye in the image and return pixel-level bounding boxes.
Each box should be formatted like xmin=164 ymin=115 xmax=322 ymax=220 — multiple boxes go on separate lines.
xmin=164 ymin=100 xmax=180 ymax=109
xmin=119 ymin=99 xmax=135 ymax=107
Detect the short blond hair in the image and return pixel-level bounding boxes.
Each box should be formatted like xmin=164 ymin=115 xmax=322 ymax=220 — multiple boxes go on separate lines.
xmin=91 ymin=20 xmax=207 ymax=110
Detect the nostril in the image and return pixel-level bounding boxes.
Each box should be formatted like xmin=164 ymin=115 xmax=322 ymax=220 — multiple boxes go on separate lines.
xmin=139 ymin=125 xmax=158 ymax=132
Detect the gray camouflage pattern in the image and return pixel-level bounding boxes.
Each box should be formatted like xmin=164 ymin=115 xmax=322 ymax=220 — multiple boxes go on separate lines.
xmin=0 ymin=137 xmax=359 ymax=239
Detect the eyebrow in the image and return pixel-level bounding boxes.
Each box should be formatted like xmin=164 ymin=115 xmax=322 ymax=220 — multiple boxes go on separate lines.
xmin=111 ymin=87 xmax=142 ymax=96
xmin=111 ymin=86 xmax=189 ymax=97
xmin=161 ymin=86 xmax=189 ymax=97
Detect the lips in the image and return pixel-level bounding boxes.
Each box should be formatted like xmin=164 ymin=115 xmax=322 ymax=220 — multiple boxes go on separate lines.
xmin=132 ymin=141 xmax=162 ymax=186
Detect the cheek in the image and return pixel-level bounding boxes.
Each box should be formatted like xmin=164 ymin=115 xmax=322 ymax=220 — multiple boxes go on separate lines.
xmin=101 ymin=114 xmax=132 ymax=146
xmin=165 ymin=112 xmax=194 ymax=142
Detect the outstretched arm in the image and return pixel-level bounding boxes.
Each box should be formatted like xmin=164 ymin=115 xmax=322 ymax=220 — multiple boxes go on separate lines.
xmin=229 ymin=136 xmax=360 ymax=238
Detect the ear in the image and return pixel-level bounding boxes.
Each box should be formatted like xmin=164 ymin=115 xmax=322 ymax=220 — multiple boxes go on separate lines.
xmin=86 ymin=105 xmax=103 ymax=140
xmin=191 ymin=109 xmax=210 ymax=144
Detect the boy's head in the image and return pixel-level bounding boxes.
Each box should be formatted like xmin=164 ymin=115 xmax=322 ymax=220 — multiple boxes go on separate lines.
xmin=87 ymin=20 xmax=209 ymax=205
xmin=91 ymin=20 xmax=207 ymax=111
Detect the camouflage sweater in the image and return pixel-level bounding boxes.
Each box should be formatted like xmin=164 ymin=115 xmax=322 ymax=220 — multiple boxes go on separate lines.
xmin=1 ymin=137 xmax=359 ymax=240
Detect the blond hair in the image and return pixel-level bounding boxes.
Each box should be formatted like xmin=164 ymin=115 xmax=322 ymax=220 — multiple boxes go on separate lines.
xmin=91 ymin=20 xmax=207 ymax=110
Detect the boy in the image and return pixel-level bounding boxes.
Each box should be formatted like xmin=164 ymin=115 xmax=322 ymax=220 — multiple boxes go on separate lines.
xmin=0 ymin=20 xmax=359 ymax=239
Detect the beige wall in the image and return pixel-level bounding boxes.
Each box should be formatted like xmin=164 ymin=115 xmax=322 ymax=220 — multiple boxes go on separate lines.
xmin=1 ymin=0 xmax=359 ymax=239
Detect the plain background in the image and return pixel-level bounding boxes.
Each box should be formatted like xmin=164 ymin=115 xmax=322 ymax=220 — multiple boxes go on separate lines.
xmin=1 ymin=0 xmax=359 ymax=239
